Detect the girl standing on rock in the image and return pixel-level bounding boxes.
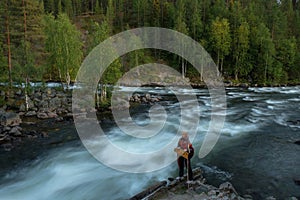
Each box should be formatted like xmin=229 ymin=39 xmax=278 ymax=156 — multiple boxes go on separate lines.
xmin=175 ymin=132 xmax=194 ymax=182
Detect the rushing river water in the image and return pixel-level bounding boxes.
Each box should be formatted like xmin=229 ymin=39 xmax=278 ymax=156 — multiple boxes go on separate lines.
xmin=0 ymin=86 xmax=300 ymax=200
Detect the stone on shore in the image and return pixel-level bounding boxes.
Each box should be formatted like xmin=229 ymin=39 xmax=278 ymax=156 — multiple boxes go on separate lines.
xmin=0 ymin=111 xmax=22 ymax=126
xmin=25 ymin=111 xmax=37 ymax=117
xmin=9 ymin=126 xmax=22 ymax=136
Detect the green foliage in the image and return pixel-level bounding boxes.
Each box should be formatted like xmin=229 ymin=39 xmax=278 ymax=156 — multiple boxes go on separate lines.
xmin=1 ymin=0 xmax=300 ymax=85
xmin=233 ymin=21 xmax=250 ymax=80
xmin=86 ymin=19 xmax=121 ymax=85
xmin=210 ymin=17 xmax=231 ymax=73
xmin=0 ymin=45 xmax=7 ymax=82
xmin=43 ymin=13 xmax=83 ymax=86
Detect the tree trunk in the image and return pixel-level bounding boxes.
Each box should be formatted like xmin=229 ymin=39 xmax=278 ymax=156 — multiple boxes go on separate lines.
xmin=58 ymin=69 xmax=64 ymax=90
xmin=137 ymin=1 xmax=140 ymax=26
xmin=217 ymin=50 xmax=220 ymax=75
xmin=23 ymin=0 xmax=28 ymax=68
xmin=235 ymin=56 xmax=239 ymax=81
xmin=200 ymin=56 xmax=203 ymax=82
xmin=23 ymin=0 xmax=27 ymax=38
xmin=95 ymin=85 xmax=100 ymax=108
xmin=220 ymin=57 xmax=224 ymax=75
xmin=292 ymin=0 xmax=297 ymax=10
xmin=66 ymin=71 xmax=70 ymax=89
xmin=100 ymin=83 xmax=107 ymax=102
xmin=5 ymin=0 xmax=12 ymax=86
xmin=181 ymin=57 xmax=185 ymax=78
xmin=25 ymin=77 xmax=29 ymax=111
xmin=264 ymin=53 xmax=268 ymax=84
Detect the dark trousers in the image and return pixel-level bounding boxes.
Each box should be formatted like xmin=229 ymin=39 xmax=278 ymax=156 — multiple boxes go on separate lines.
xmin=177 ymin=156 xmax=193 ymax=181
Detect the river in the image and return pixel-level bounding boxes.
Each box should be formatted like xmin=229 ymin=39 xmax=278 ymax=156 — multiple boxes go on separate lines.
xmin=0 ymin=86 xmax=299 ymax=200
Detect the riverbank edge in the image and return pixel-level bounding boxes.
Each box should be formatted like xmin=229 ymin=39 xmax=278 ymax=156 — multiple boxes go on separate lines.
xmin=128 ymin=167 xmax=299 ymax=200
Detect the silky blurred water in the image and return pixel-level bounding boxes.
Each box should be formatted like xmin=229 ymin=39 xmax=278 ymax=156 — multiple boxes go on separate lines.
xmin=0 ymin=86 xmax=299 ymax=199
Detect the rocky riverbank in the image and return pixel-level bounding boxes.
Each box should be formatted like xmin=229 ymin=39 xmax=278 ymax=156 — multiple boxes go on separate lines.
xmin=0 ymin=87 xmax=74 ymax=151
xmin=129 ymin=167 xmax=299 ymax=200
xmin=0 ymin=85 xmax=163 ymax=151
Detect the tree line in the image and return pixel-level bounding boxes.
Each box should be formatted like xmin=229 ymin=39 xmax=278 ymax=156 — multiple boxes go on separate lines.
xmin=1 ymin=0 xmax=300 ymax=86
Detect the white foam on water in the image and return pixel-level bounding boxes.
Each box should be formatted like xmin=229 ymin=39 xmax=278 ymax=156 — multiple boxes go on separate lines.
xmin=0 ymin=146 xmax=175 ymax=200
xmin=265 ymin=99 xmax=287 ymax=105
xmin=288 ymin=98 xmax=300 ymax=102
xmin=242 ymin=96 xmax=265 ymax=102
xmin=221 ymin=122 xmax=259 ymax=137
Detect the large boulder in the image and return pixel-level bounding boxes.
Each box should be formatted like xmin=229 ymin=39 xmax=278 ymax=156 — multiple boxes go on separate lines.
xmin=0 ymin=111 xmax=22 ymax=126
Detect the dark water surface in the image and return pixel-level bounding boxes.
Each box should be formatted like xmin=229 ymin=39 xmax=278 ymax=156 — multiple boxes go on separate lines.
xmin=0 ymin=86 xmax=299 ymax=199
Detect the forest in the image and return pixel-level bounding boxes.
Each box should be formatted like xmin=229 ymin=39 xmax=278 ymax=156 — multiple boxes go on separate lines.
xmin=1 ymin=0 xmax=300 ymax=86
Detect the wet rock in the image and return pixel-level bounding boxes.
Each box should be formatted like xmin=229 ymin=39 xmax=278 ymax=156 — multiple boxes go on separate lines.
xmin=15 ymin=89 xmax=22 ymax=96
xmin=38 ymin=99 xmax=49 ymax=110
xmin=265 ymin=196 xmax=276 ymax=200
xmin=141 ymin=97 xmax=147 ymax=103
xmin=47 ymin=111 xmax=57 ymax=118
xmin=55 ymin=116 xmax=64 ymax=122
xmin=133 ymin=94 xmax=141 ymax=102
xmin=294 ymin=179 xmax=300 ymax=185
xmin=0 ymin=90 xmax=5 ymax=96
xmin=145 ymin=93 xmax=151 ymax=100
xmin=19 ymin=103 xmax=26 ymax=112
xmin=25 ymin=111 xmax=37 ymax=117
xmin=3 ymin=126 xmax=11 ymax=132
xmin=151 ymin=97 xmax=160 ymax=102
xmin=33 ymin=91 xmax=42 ymax=99
xmin=207 ymin=189 xmax=217 ymax=196
xmin=37 ymin=112 xmax=48 ymax=119
xmin=2 ymin=143 xmax=13 ymax=151
xmin=194 ymin=185 xmax=209 ymax=194
xmin=219 ymin=182 xmax=238 ymax=195
xmin=49 ymin=97 xmax=61 ymax=111
xmin=287 ymin=120 xmax=300 ymax=126
xmin=243 ymin=194 xmax=254 ymax=200
xmin=46 ymin=88 xmax=56 ymax=98
xmin=40 ymin=131 xmax=48 ymax=138
xmin=0 ymin=133 xmax=9 ymax=141
xmin=9 ymin=126 xmax=22 ymax=136
xmin=18 ymin=112 xmax=25 ymax=116
xmin=197 ymin=192 xmax=210 ymax=199
xmin=0 ymin=112 xmax=22 ymax=126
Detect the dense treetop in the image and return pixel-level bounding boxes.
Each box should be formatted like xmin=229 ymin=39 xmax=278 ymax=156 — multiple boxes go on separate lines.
xmin=1 ymin=0 xmax=300 ymax=85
